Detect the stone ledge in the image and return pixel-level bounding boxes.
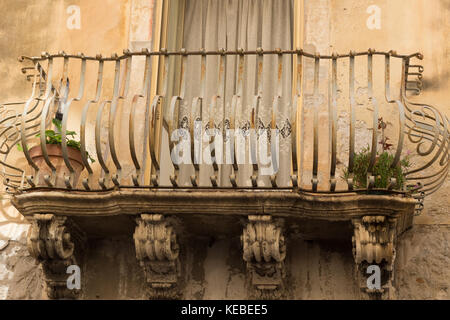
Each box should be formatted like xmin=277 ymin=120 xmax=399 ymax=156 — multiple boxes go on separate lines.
xmin=12 ymin=188 xmax=414 ymax=218
xmin=11 ymin=188 xmax=416 ymax=239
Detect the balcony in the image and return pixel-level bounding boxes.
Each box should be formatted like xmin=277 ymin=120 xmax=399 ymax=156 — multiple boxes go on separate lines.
xmin=1 ymin=48 xmax=448 ymax=299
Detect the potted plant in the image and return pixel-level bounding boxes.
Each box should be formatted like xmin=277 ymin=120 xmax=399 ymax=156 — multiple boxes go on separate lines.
xmin=342 ymin=118 xmax=410 ymax=191
xmin=18 ymin=118 xmax=94 ymax=188
xmin=342 ymin=145 xmax=410 ymax=191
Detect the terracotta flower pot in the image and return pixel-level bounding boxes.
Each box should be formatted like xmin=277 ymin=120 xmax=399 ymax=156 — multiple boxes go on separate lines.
xmin=29 ymin=144 xmax=85 ymax=188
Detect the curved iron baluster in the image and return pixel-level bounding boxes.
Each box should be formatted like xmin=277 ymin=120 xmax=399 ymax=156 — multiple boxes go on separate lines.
xmin=20 ymin=62 xmax=46 ymax=187
xmin=129 ymin=50 xmax=151 ymax=186
xmin=269 ymin=49 xmax=283 ymax=188
xmin=209 ymin=49 xmax=226 ymax=188
xmin=347 ymin=52 xmax=356 ymax=190
xmin=39 ymin=93 xmax=57 ymax=187
xmin=190 ymin=50 xmax=206 ymax=187
xmin=366 ymin=49 xmax=379 ymax=189
xmin=329 ymin=54 xmax=338 ymax=191
xmin=384 ymin=53 xmax=406 ymax=190
xmin=290 ymin=49 xmax=302 ymax=188
xmin=61 ymin=54 xmax=86 ymax=189
xmin=149 ymin=48 xmax=169 ymax=186
xmin=109 ymin=54 xmax=131 ymax=186
xmin=311 ymin=54 xmax=320 ymax=192
xmin=249 ymin=48 xmax=263 ymax=188
xmin=80 ymin=57 xmax=104 ymax=190
xmin=168 ymin=50 xmax=187 ymax=187
xmin=229 ymin=50 xmax=244 ymax=188
xmin=95 ymin=100 xmax=112 ymax=190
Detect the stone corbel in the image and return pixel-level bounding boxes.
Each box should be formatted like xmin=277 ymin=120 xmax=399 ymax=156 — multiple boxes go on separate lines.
xmin=27 ymin=214 xmax=86 ymax=299
xmin=134 ymin=214 xmax=181 ymax=299
xmin=352 ymin=215 xmax=397 ymax=300
xmin=241 ymin=215 xmax=286 ymax=299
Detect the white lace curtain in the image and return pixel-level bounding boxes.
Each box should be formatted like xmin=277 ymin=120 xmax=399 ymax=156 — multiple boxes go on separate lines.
xmin=177 ymin=0 xmax=294 ymax=187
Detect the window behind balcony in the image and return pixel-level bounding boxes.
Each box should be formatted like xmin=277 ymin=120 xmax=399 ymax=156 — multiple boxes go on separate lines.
xmin=161 ymin=0 xmax=295 ymax=187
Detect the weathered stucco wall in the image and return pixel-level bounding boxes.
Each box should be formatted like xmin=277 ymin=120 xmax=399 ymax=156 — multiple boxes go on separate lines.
xmin=304 ymin=0 xmax=450 ymax=299
xmin=0 ymin=0 xmax=134 ymax=299
xmin=0 ymin=0 xmax=448 ymax=300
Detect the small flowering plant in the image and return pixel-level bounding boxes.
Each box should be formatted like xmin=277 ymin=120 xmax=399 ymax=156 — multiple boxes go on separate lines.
xmin=342 ymin=118 xmax=410 ymax=190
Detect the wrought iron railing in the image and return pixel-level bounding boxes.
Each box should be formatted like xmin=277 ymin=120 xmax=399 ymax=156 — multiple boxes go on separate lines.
xmin=0 ymin=48 xmax=448 ymax=207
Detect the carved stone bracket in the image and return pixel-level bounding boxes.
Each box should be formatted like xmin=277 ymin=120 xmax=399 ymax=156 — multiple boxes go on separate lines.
xmin=134 ymin=214 xmax=181 ymax=299
xmin=352 ymin=215 xmax=397 ymax=300
xmin=241 ymin=215 xmax=286 ymax=299
xmin=27 ymin=214 xmax=86 ymax=299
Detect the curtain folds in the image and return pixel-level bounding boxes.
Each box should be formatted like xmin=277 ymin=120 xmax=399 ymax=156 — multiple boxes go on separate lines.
xmin=179 ymin=0 xmax=293 ymax=187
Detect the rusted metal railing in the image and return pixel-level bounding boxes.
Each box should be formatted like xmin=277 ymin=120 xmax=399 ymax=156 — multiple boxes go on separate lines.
xmin=0 ymin=48 xmax=448 ymax=209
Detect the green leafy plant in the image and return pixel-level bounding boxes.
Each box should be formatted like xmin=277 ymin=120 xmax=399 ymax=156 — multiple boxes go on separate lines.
xmin=17 ymin=118 xmax=95 ymax=163
xmin=342 ymin=146 xmax=410 ymax=190
xmin=342 ymin=118 xmax=410 ymax=190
